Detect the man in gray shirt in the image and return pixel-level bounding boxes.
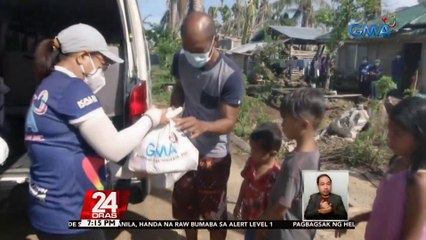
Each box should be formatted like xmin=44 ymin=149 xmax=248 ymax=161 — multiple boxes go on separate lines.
xmin=259 ymin=88 xmax=325 ymax=240
xmin=170 ymin=12 xmax=244 ymax=240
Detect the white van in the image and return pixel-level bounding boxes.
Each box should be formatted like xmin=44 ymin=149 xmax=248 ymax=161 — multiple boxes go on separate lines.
xmin=0 ymin=0 xmax=153 ymax=211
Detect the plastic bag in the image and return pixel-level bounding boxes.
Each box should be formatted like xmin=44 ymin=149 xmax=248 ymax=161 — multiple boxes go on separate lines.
xmin=128 ymin=107 xmax=199 ymax=174
xmin=150 ymin=171 xmax=188 ymax=189
xmin=329 ymin=107 xmax=370 ymax=139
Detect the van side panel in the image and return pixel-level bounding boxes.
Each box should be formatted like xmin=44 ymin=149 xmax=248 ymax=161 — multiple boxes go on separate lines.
xmin=96 ymin=46 xmax=124 ymax=117
xmin=124 ymin=0 xmax=151 ymax=107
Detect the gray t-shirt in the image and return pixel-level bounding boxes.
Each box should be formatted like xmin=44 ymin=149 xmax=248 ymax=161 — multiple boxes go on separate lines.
xmin=269 ymin=151 xmax=320 ymax=240
xmin=172 ymin=51 xmax=245 ymax=158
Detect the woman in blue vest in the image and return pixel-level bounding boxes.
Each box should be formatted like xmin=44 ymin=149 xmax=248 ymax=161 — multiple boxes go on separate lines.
xmin=26 ymin=24 xmax=167 ymax=240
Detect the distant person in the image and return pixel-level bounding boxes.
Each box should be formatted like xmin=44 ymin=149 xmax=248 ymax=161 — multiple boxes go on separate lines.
xmin=0 ymin=76 xmax=10 ymax=133
xmin=257 ymin=88 xmax=326 ymax=240
xmin=359 ymin=57 xmax=369 ymax=96
xmin=336 ymin=97 xmax=426 ymax=240
xmin=318 ymin=54 xmax=330 ymax=88
xmin=368 ymin=59 xmax=383 ymax=99
xmin=308 ymin=56 xmax=317 ymax=85
xmin=304 ymin=174 xmax=348 ymax=220
xmin=233 ymin=122 xmax=282 ymax=240
xmin=392 ymin=54 xmax=404 ymax=95
xmin=287 ymin=56 xmax=298 ymax=78
xmin=359 ymin=57 xmax=369 ymax=80
xmin=314 ymin=56 xmax=321 ymax=82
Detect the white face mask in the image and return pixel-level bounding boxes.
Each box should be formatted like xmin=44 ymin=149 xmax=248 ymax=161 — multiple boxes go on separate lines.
xmin=183 ymin=40 xmax=215 ymax=68
xmin=80 ymin=54 xmax=106 ymax=93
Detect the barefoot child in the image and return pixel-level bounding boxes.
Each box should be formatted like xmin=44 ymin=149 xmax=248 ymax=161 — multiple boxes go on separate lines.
xmin=233 ymin=122 xmax=282 ymax=240
xmin=336 ymin=96 xmax=426 ymax=240
xmin=259 ymin=88 xmax=326 ymax=240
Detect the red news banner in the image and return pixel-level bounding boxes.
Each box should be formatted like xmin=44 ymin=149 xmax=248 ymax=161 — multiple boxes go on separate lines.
xmin=70 ymin=190 xmax=355 ymax=229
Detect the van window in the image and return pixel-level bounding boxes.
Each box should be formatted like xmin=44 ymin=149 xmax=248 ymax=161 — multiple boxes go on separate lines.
xmin=0 ymin=0 xmax=125 ymax=159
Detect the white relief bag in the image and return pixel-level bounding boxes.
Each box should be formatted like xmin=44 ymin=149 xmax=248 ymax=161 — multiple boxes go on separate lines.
xmin=0 ymin=137 xmax=9 ymax=166
xmin=128 ymin=107 xmax=199 ymax=176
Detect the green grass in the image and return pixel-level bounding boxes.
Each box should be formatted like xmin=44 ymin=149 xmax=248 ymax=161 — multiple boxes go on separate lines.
xmin=376 ymin=75 xmax=397 ymax=99
xmin=341 ymin=100 xmax=393 ymax=174
xmin=151 ymin=66 xmax=173 ymax=105
xmin=234 ymin=96 xmax=272 ymax=139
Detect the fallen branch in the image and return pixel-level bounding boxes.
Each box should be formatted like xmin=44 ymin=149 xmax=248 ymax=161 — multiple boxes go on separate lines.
xmin=320 ymin=154 xmax=343 ymax=161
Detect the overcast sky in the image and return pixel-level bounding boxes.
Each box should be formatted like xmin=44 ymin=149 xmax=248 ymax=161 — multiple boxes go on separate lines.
xmin=138 ymin=0 xmax=235 ymax=25
xmin=382 ymin=0 xmax=418 ymax=13
xmin=138 ymin=0 xmax=420 ymax=26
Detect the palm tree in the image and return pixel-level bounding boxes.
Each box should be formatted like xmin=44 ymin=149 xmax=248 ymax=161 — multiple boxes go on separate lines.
xmin=242 ymin=0 xmax=258 ymax=44
xmin=275 ymin=0 xmax=329 ymax=27
xmin=219 ymin=4 xmax=233 ymax=35
xmin=188 ymin=0 xmax=204 ymax=13
xmin=159 ymin=0 xmax=205 ymax=36
xmin=231 ymin=0 xmax=246 ymax=37
xmin=269 ymin=1 xmax=298 ymax=26
xmin=169 ymin=0 xmax=181 ymax=32
xmin=160 ymin=1 xmax=182 ymax=33
xmin=360 ymin=0 xmax=381 ymax=20
xmin=255 ymin=0 xmax=272 ymax=29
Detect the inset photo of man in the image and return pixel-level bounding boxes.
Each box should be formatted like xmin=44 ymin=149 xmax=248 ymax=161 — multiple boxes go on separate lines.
xmin=303 ymin=171 xmax=349 ymax=221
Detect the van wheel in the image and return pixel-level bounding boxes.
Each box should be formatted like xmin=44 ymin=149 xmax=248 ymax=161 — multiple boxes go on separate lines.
xmin=114 ymin=178 xmax=150 ymax=204
xmin=4 ymin=183 xmax=29 ymax=216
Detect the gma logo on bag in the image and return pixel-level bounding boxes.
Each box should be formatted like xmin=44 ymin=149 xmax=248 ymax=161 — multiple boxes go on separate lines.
xmin=146 ymin=143 xmax=178 ymax=157
xmin=146 ymin=132 xmax=179 ymax=158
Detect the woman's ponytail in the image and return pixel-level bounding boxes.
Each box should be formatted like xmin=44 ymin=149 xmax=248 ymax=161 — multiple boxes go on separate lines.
xmin=34 ymin=38 xmax=60 ymax=81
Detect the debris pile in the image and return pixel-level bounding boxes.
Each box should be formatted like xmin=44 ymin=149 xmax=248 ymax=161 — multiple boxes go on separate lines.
xmin=328 ymin=106 xmax=370 ymax=139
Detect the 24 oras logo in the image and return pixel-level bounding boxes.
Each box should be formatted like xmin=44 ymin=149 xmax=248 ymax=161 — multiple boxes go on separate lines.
xmin=349 ymin=14 xmax=397 ymax=38
xmin=80 ymin=190 xmax=130 ymax=220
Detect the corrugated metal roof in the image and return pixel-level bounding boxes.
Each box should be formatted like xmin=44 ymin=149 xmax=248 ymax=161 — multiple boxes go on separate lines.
xmin=316 ymin=31 xmax=337 ymax=42
xmin=385 ymin=3 xmax=426 ymax=31
xmin=316 ymin=3 xmax=426 ymax=41
xmin=363 ymin=3 xmax=426 ymax=31
xmin=359 ymin=3 xmax=426 ymax=31
xmin=397 ymin=28 xmax=426 ymax=37
xmin=269 ymin=26 xmax=328 ymax=40
xmin=408 ymin=12 xmax=426 ymax=26
xmin=229 ymin=42 xmax=266 ymax=54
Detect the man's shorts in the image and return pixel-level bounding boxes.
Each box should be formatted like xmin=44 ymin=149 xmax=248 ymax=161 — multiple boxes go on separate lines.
xmin=172 ymin=154 xmax=231 ymax=220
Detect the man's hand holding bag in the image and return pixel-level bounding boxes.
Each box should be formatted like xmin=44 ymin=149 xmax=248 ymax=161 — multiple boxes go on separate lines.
xmin=128 ymin=107 xmax=199 ymax=174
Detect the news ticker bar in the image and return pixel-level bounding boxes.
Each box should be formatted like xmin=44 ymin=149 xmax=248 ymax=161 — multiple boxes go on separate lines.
xmin=69 ymin=220 xmax=356 ymax=229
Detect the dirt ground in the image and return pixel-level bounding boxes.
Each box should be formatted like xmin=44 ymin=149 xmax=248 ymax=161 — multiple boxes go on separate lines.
xmin=256 ymin=104 xmax=378 ymax=240
xmin=0 ymin=102 xmax=379 ymax=240
xmin=0 ymin=145 xmax=377 ymax=240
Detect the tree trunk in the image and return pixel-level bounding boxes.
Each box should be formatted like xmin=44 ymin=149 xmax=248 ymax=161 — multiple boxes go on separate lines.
xmin=180 ymin=0 xmax=188 ymax=19
xmin=169 ymin=0 xmax=180 ymax=34
xmin=189 ymin=0 xmax=204 ymax=13
xmin=375 ymin=0 xmax=381 ymax=17
xmin=301 ymin=7 xmax=312 ymax=27
xmin=242 ymin=0 xmax=257 ymax=44
xmin=234 ymin=0 xmax=244 ymax=38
